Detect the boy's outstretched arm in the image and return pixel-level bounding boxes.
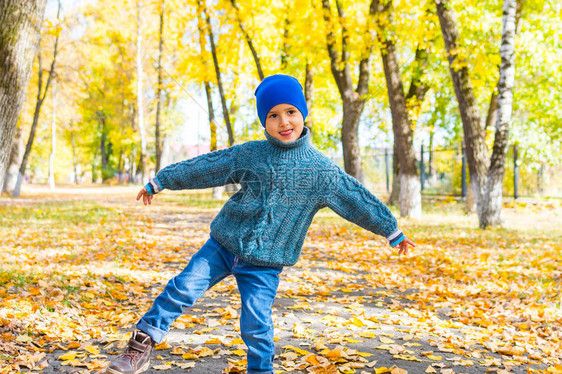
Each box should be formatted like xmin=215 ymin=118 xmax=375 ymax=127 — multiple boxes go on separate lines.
xmin=324 ymin=166 xmax=415 ymax=252
xmin=141 ymin=144 xmax=243 ymax=199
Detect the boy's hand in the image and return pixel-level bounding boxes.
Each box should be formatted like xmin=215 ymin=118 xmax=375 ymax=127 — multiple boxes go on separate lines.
xmin=398 ymin=237 xmax=416 ymax=256
xmin=136 ymin=187 xmax=153 ymax=205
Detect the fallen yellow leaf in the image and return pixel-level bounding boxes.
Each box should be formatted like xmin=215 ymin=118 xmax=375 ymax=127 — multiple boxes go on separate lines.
xmin=84 ymin=346 xmax=100 ymax=355
xmin=58 ymin=351 xmax=77 ymax=361
xmin=231 ymin=349 xmax=246 ymax=356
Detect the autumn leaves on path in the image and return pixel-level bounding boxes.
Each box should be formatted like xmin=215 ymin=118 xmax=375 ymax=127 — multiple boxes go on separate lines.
xmin=0 ymin=189 xmax=561 ymax=373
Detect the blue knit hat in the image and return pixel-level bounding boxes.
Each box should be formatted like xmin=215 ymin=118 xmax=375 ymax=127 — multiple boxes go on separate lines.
xmin=254 ymin=74 xmax=308 ymax=127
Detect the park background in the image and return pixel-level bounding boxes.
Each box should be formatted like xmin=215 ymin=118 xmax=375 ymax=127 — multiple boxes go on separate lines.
xmin=0 ymin=0 xmax=561 ymax=373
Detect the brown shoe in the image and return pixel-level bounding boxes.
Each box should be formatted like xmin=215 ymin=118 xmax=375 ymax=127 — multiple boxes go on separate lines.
xmin=106 ymin=331 xmax=155 ymax=374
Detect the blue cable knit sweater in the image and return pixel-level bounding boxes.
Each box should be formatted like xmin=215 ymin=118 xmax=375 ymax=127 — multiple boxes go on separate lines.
xmin=145 ymin=126 xmax=405 ymax=267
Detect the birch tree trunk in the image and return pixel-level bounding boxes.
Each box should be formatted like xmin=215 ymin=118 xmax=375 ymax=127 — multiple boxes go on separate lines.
xmin=2 ymin=126 xmax=23 ymax=193
xmin=435 ymin=0 xmax=488 ymax=216
xmin=14 ymin=4 xmax=60 ymax=198
xmin=48 ymin=80 xmax=57 ymax=190
xmin=70 ymin=129 xmax=79 ymax=184
xmin=154 ymin=0 xmax=164 ymax=172
xmin=479 ymin=0 xmax=518 ymax=227
xmin=136 ymin=0 xmax=148 ymax=182
xmin=484 ymin=2 xmax=522 ymax=134
xmin=0 ymin=0 xmax=47 ymax=190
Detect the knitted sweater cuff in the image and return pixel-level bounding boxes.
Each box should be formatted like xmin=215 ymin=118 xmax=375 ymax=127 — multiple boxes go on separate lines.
xmin=145 ymin=177 xmax=163 ymax=195
xmin=387 ymin=229 xmax=405 ymax=247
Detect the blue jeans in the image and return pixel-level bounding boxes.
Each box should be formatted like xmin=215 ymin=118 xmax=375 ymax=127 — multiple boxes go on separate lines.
xmin=136 ymin=233 xmax=282 ymax=374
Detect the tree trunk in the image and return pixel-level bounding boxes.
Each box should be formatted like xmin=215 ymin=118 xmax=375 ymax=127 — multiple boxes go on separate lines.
xmin=321 ymin=0 xmax=370 ymax=183
xmin=304 ymin=62 xmax=314 ymax=132
xmin=0 ymin=0 xmax=47 ymax=190
xmin=14 ymin=7 xmax=60 ymax=198
xmin=117 ymin=150 xmax=124 ymax=183
xmin=379 ymin=34 xmax=421 ymax=219
xmin=136 ymin=0 xmax=148 ymax=182
xmin=159 ymin=133 xmax=169 ymax=171
xmin=14 ymin=75 xmax=43 ymax=197
xmin=435 ymin=0 xmax=488 ymax=216
xmin=428 ymin=129 xmax=434 ymax=178
xmin=48 ymin=80 xmax=57 ymax=190
xmin=204 ymin=74 xmax=222 ymax=199
xmin=201 ymin=2 xmax=235 ymax=146
xmin=484 ymin=90 xmax=498 ymax=133
xmin=372 ymin=0 xmax=421 ymax=218
xmin=2 ymin=125 xmax=23 ymax=193
xmin=230 ymin=0 xmax=265 ymax=80
xmin=155 ymin=0 xmax=165 ymax=172
xmin=484 ymin=1 xmax=522 ymax=134
xmin=281 ymin=12 xmax=290 ymax=71
xmin=341 ymin=99 xmax=365 ymax=183
xmin=100 ymin=125 xmax=108 ymax=181
xmin=479 ymin=0 xmax=517 ymax=228
xmin=204 ymin=81 xmax=217 ymax=152
xmin=387 ymin=144 xmax=400 ymax=206
xmin=197 ymin=6 xmax=224 ymax=199
xmin=70 ymin=129 xmax=79 ymax=184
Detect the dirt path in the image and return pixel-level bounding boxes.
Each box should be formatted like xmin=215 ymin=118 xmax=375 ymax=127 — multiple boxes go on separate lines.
xmin=1 ymin=188 xmax=554 ymax=373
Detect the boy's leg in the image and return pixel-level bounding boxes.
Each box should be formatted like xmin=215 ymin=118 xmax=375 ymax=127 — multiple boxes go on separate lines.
xmin=136 ymin=233 xmax=234 ymax=342
xmin=234 ymin=259 xmax=282 ymax=374
xmin=108 ymin=234 xmax=234 ymax=374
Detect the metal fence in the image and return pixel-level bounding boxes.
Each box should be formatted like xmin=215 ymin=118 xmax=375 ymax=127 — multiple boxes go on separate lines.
xmin=331 ymin=144 xmax=562 ymax=199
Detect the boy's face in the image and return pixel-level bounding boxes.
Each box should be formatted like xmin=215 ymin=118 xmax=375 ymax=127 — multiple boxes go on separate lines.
xmin=265 ymin=103 xmax=304 ymax=143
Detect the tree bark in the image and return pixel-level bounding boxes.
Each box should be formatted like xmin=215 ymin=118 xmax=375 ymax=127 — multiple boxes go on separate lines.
xmin=48 ymin=79 xmax=57 ymax=190
xmin=484 ymin=1 xmax=523 ymax=134
xmin=388 ymin=44 xmax=430 ymax=206
xmin=196 ymin=7 xmax=222 ymax=198
xmin=229 ymin=0 xmax=265 ymax=80
xmin=479 ymin=0 xmax=518 ymax=227
xmin=136 ymin=0 xmax=148 ymax=182
xmin=372 ymin=0 xmax=421 ymax=218
xmin=405 ymin=45 xmax=431 ymax=110
xmin=435 ymin=0 xmax=488 ymax=216
xmin=155 ymin=0 xmax=165 ymax=172
xmin=201 ymin=2 xmax=235 ymax=146
xmin=0 ymin=0 xmax=47 ymax=191
xmin=321 ymin=0 xmax=370 ymax=183
xmin=14 ymin=3 xmax=60 ymax=197
xmin=304 ymin=62 xmax=314 ymax=132
xmin=2 ymin=125 xmax=23 ymax=193
xmin=484 ymin=90 xmax=498 ymax=133
xmin=387 ymin=145 xmax=400 ymax=206
xmin=70 ymin=128 xmax=79 ymax=184
xmin=281 ymin=14 xmax=290 ymax=71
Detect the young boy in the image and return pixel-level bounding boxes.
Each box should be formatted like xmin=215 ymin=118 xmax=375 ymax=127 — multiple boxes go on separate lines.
xmin=106 ymin=74 xmax=415 ymax=374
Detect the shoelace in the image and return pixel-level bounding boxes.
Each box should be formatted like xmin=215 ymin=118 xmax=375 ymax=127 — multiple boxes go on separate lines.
xmin=122 ymin=347 xmax=141 ymax=362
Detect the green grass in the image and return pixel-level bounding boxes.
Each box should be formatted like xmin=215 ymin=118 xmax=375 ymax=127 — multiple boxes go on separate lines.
xmin=0 ymin=269 xmax=36 ymax=288
xmin=0 ymin=201 xmax=115 ymax=227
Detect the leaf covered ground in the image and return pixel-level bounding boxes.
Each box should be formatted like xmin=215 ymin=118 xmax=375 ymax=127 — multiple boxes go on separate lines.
xmin=1 ymin=186 xmax=561 ymax=374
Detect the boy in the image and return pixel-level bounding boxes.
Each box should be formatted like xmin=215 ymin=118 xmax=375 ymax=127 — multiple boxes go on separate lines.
xmin=106 ymin=74 xmax=415 ymax=374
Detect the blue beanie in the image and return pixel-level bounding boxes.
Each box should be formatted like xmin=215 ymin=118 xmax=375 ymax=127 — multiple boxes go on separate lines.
xmin=254 ymin=74 xmax=308 ymax=127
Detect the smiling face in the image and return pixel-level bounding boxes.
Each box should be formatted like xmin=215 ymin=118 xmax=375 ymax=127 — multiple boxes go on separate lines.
xmin=264 ymin=103 xmax=304 ymax=143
